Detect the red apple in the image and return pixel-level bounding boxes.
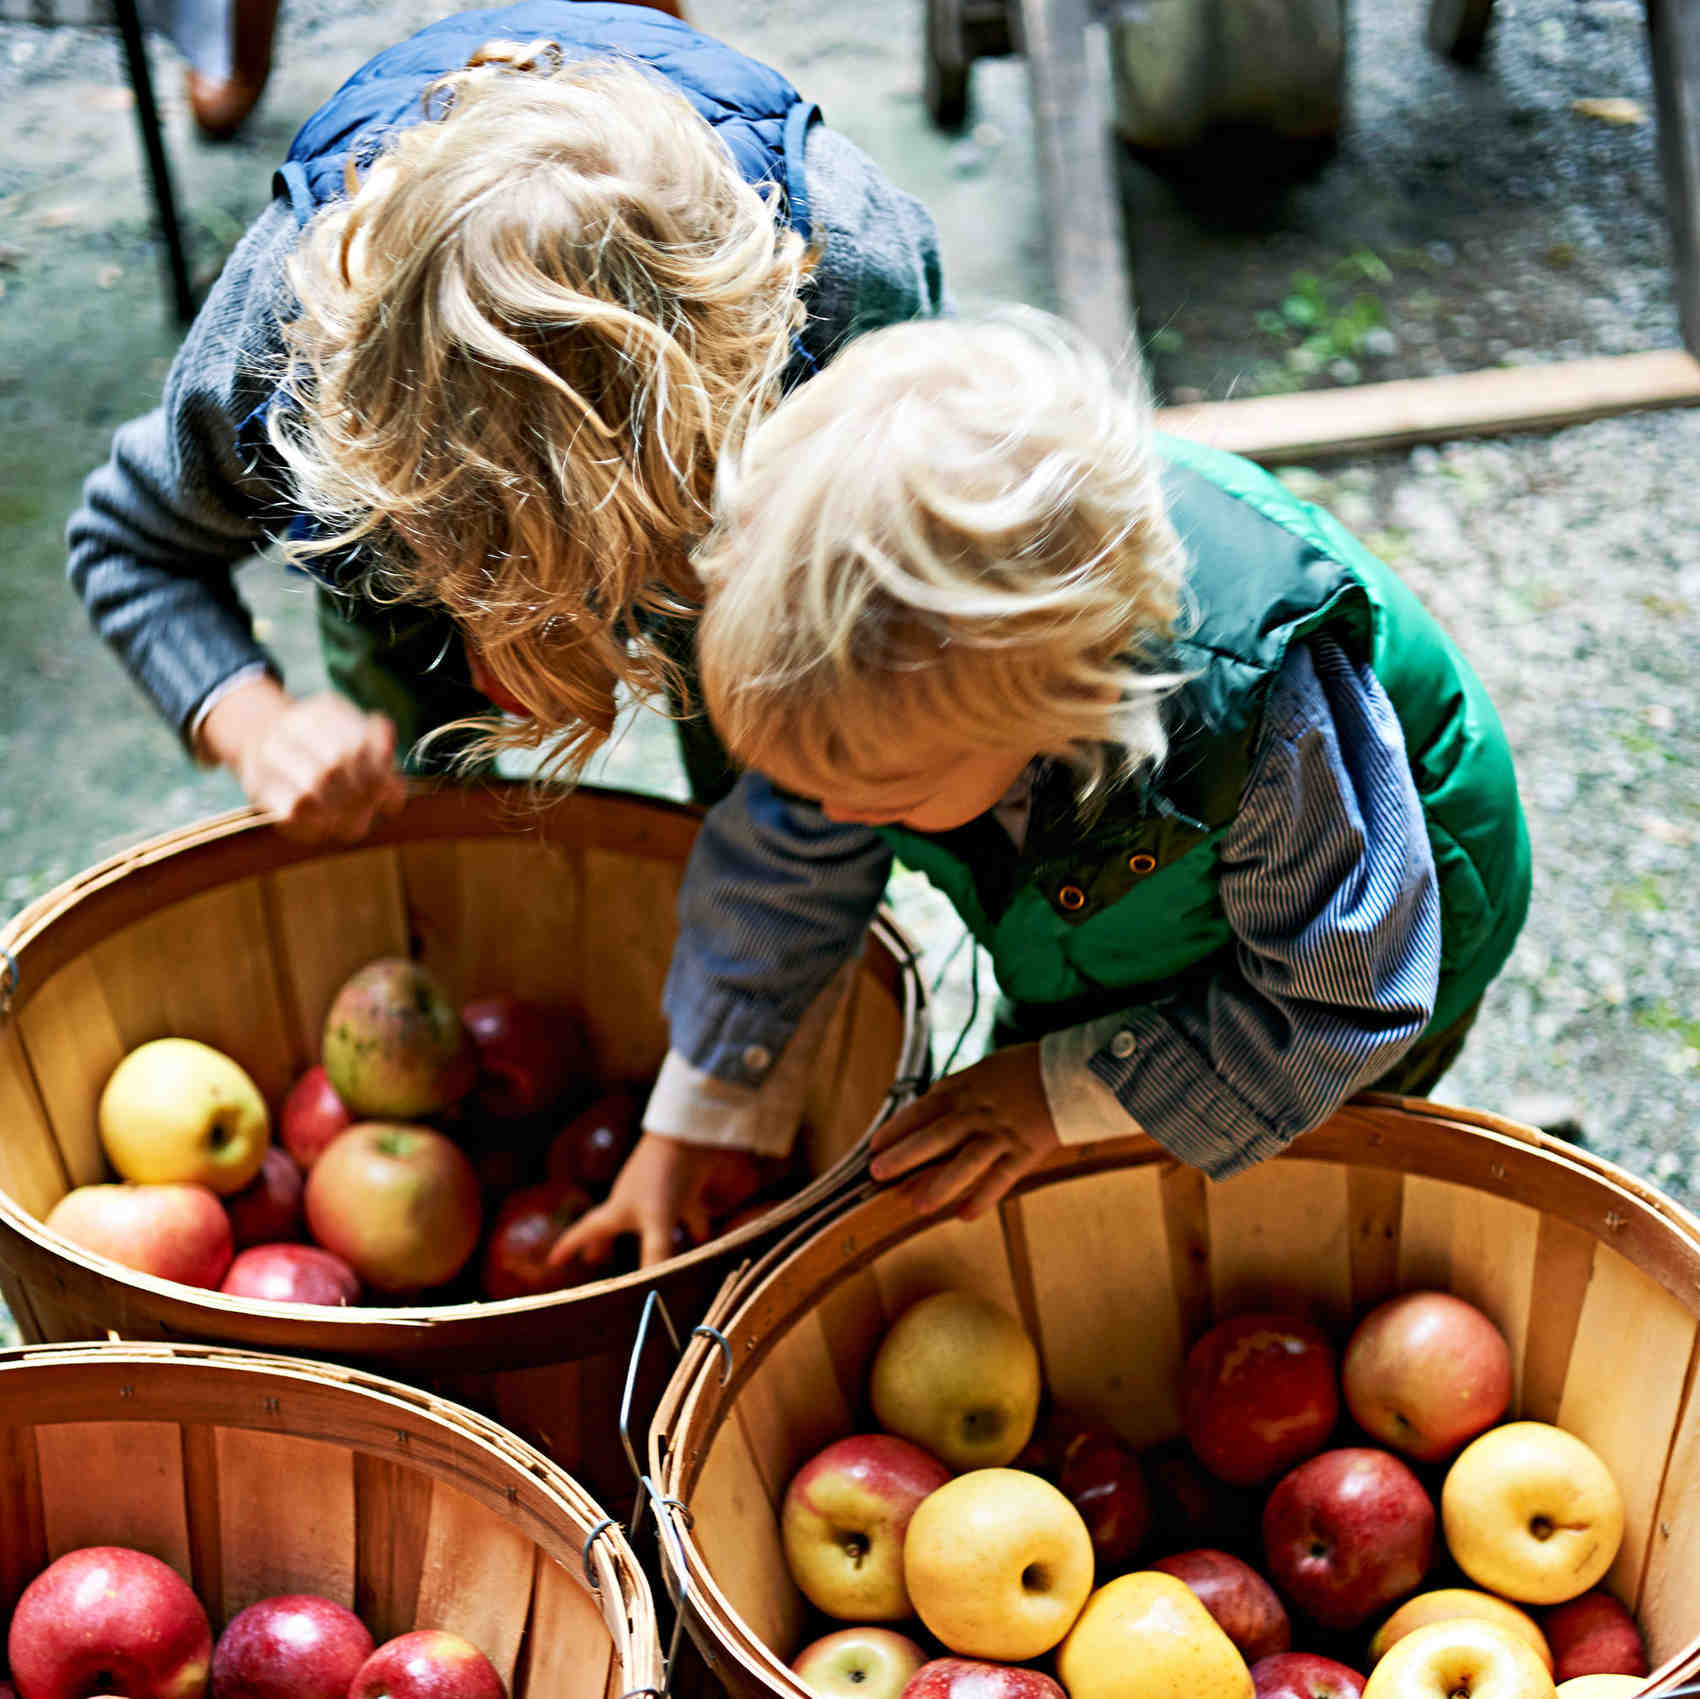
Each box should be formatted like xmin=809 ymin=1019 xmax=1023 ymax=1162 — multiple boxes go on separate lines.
xmin=211 ymin=1594 xmax=374 ymax=1699
xmin=224 ymin=1146 xmax=305 ymax=1249
xmin=902 ymin=1660 xmax=1066 ymax=1699
xmin=278 ymin=1065 xmax=354 ymax=1171
xmin=8 ymin=1546 xmax=213 ymax=1699
xmin=46 ymin=1182 xmax=233 ymax=1289
xmin=1183 ymin=1312 xmax=1339 ymax=1486
xmin=221 ymin=1244 xmax=361 ymax=1307
xmin=781 ymin=1434 xmax=954 ymax=1621
xmin=1249 ymin=1653 xmax=1365 ymax=1699
xmin=1056 ymin=1424 xmax=1152 ymax=1570
xmin=1538 ymin=1589 xmax=1648 ymax=1681
xmin=1341 ymin=1291 xmax=1512 ymax=1463
xmin=304 ymin=1124 xmax=481 ymax=1295
xmin=546 ymin=1090 xmax=641 ymax=1191
xmin=480 ymin=1177 xmax=596 ymax=1301
xmin=1261 ymin=1447 xmax=1435 ymax=1631
xmin=791 ymin=1628 xmax=926 ymax=1699
xmin=1151 ymin=1547 xmax=1291 ymax=1662
xmin=346 ymin=1631 xmax=504 ymax=1699
xmin=321 ymin=959 xmax=477 ymax=1121
xmin=461 ymin=993 xmax=588 ymax=1120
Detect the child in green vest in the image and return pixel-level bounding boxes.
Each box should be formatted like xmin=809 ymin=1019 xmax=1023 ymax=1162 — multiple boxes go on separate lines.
xmin=550 ymin=308 xmax=1530 ymax=1260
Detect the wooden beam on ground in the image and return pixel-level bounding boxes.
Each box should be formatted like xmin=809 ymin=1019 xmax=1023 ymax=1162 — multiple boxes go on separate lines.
xmin=1016 ymin=0 xmax=1137 ymax=360
xmin=1647 ymin=0 xmax=1700 ymax=359
xmin=1155 ymin=349 xmax=1700 ymax=465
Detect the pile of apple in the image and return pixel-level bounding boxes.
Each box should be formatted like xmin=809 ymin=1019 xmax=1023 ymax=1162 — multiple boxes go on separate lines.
xmin=781 ymin=1290 xmax=1650 ymax=1699
xmin=4 ymin=1543 xmax=505 ymax=1699
xmin=43 ymin=955 xmax=792 ymax=1306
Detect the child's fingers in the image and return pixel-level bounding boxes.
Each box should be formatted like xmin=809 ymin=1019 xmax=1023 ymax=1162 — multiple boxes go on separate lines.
xmin=869 ymin=1088 xmax=952 ymax=1153
xmin=547 ymin=1203 xmax=621 ymax=1270
xmin=956 ymin=1150 xmax=1028 ymax=1221
xmin=906 ymin=1133 xmax=1007 ymax=1214
xmin=869 ymin=1109 xmax=980 ymax=1182
xmin=639 ymin=1220 xmax=674 ymax=1270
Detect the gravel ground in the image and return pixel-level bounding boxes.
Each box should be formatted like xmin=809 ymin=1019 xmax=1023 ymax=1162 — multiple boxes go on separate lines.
xmin=0 ymin=0 xmax=1696 ymax=1270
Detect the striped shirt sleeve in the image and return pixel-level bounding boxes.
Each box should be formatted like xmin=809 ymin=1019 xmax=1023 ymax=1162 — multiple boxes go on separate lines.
xmin=1041 ymin=634 xmax=1441 ymax=1176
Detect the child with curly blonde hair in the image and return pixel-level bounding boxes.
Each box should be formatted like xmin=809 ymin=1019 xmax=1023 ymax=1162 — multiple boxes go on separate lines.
xmin=554 ymin=309 xmax=1530 ymax=1252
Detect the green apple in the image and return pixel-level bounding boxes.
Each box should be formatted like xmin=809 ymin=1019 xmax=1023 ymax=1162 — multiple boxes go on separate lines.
xmin=98 ymin=1038 xmax=270 ymax=1195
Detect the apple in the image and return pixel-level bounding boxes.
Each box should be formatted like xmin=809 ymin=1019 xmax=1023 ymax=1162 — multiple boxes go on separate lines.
xmin=1141 ymin=1437 xmax=1263 ymax=1554
xmin=1343 ymin=1292 xmax=1513 ymax=1463
xmin=1151 ymin=1548 xmax=1290 ymax=1662
xmin=903 ymin=1468 xmax=1094 ymax=1661
xmin=1058 ymin=1570 xmax=1254 ymax=1699
xmin=1251 ymin=1654 xmax=1366 ymax=1699
xmin=1013 ymin=1403 xmax=1096 ymax=1480
xmin=98 ymin=1037 xmax=270 ymax=1195
xmin=1370 ymin=1590 xmax=1550 ymax=1672
xmin=221 ymin=1243 xmax=361 ymax=1306
xmin=304 ymin=1123 xmax=482 ymax=1295
xmin=781 ymin=1434 xmax=952 ymax=1621
xmin=546 ymin=1090 xmax=641 ymax=1191
xmin=461 ymin=993 xmax=587 ymax=1120
xmin=8 ymin=1546 xmax=213 ymax=1699
xmin=1553 ymin=1680 xmax=1644 ymax=1697
xmin=790 ymin=1629 xmax=926 ymax=1699
xmin=870 ymin=1292 xmax=1041 ymax=1470
xmin=1057 ymin=1424 xmax=1152 ymax=1570
xmin=1441 ymin=1423 xmax=1624 ymax=1606
xmin=1183 ymin=1312 xmax=1339 ymax=1487
xmin=46 ymin=1182 xmax=233 ymax=1288
xmin=1537 ymin=1591 xmax=1647 ymax=1682
xmin=1261 ymin=1447 xmax=1436 ymax=1632
xmin=211 ymin=1594 xmax=374 ymax=1699
xmin=224 ymin=1146 xmax=305 ymax=1248
xmin=321 ymin=958 xmax=477 ymax=1121
xmin=278 ymin=1065 xmax=354 ymax=1171
xmin=901 ymin=1660 xmax=1066 ymax=1699
xmin=346 ymin=1631 xmax=504 ymax=1699
xmin=1360 ymin=1619 xmax=1556 ymax=1699
xmin=480 ymin=1177 xmax=596 ymax=1301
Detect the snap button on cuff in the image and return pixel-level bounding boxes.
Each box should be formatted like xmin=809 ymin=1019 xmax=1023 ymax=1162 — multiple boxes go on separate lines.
xmin=1109 ymin=1030 xmax=1137 ymax=1059
xmin=741 ymin=1044 xmax=772 ymax=1074
xmin=1127 ymin=853 xmax=1157 ymax=874
xmin=1057 ymin=884 xmax=1087 ymax=911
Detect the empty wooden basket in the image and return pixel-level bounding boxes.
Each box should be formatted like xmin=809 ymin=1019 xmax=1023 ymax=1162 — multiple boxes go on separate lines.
xmin=0 ymin=1340 xmax=662 ymax=1695
xmin=651 ymin=1096 xmax=1700 ymax=1697
xmin=0 ymin=785 xmax=928 ymax=1507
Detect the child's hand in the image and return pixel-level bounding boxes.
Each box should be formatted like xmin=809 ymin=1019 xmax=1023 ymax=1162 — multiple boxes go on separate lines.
xmin=867 ymin=1043 xmax=1060 ymax=1219
xmin=546 ymin=1132 xmax=747 ymax=1271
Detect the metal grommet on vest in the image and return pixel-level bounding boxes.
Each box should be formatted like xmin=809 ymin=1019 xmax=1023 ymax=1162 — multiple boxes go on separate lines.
xmin=1057 ymin=884 xmax=1087 ymax=912
xmin=1128 ymin=853 xmax=1157 ymax=875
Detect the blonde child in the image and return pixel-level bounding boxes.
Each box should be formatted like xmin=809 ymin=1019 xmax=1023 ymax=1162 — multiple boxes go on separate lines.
xmin=554 ymin=309 xmax=1530 ymax=1250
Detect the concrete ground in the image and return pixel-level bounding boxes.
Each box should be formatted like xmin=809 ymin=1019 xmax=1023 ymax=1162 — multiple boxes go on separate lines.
xmin=1 ymin=0 xmax=1697 ymax=1325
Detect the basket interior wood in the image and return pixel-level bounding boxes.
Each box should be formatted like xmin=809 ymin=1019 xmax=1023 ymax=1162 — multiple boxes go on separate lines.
xmin=0 ymin=1348 xmax=658 ymax=1699
xmin=670 ymin=1107 xmax=1700 ymax=1691
xmin=0 ymin=791 xmax=910 ymax=1228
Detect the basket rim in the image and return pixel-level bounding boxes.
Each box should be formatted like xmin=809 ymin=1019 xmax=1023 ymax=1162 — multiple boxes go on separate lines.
xmin=0 ymin=1337 xmax=664 ymax=1686
xmin=651 ymin=1095 xmax=1700 ymax=1697
xmin=0 ymin=786 xmax=931 ymax=1347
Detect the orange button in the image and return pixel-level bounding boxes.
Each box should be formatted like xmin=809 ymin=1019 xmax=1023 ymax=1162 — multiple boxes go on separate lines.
xmin=1128 ymin=853 xmax=1157 ymax=874
xmin=1058 ymin=884 xmax=1087 ymax=911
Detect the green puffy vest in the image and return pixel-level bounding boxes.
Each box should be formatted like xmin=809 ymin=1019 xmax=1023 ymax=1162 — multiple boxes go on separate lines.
xmin=878 ymin=435 xmax=1532 ymax=1038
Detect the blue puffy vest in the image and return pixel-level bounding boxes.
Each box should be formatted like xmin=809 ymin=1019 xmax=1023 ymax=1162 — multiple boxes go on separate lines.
xmin=275 ymin=0 xmax=819 ymax=240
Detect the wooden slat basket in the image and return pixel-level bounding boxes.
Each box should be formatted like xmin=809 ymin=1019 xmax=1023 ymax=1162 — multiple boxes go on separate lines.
xmin=0 ymin=1340 xmax=662 ymax=1697
xmin=0 ymin=785 xmax=928 ymax=1509
xmin=650 ymin=1096 xmax=1700 ymax=1698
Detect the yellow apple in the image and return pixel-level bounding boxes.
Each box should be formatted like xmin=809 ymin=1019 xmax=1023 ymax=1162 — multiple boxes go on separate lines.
xmin=1056 ymin=1571 xmax=1253 ymax=1699
xmin=1554 ymin=1678 xmax=1644 ymax=1697
xmin=1370 ymin=1589 xmax=1551 ymax=1671
xmin=870 ymin=1291 xmax=1040 ymax=1469
xmin=99 ymin=1038 xmax=270 ymax=1195
xmin=903 ymin=1468 xmax=1092 ymax=1661
xmin=1363 ymin=1619 xmax=1556 ymax=1699
xmin=1442 ymin=1423 xmax=1624 ymax=1605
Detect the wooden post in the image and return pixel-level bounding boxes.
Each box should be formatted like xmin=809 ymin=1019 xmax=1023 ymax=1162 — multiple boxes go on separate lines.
xmin=1648 ymin=0 xmax=1700 ymax=359
xmin=1015 ymin=0 xmax=1137 ymax=360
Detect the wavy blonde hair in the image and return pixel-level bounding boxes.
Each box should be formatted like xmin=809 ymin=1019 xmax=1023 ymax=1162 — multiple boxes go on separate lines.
xmin=695 ymin=309 xmax=1190 ymax=810
xmin=271 ymin=42 xmax=809 ymax=777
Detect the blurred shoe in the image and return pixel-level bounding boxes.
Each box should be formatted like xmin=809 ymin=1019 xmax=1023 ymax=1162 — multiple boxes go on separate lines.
xmin=187 ymin=0 xmax=279 ymax=140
